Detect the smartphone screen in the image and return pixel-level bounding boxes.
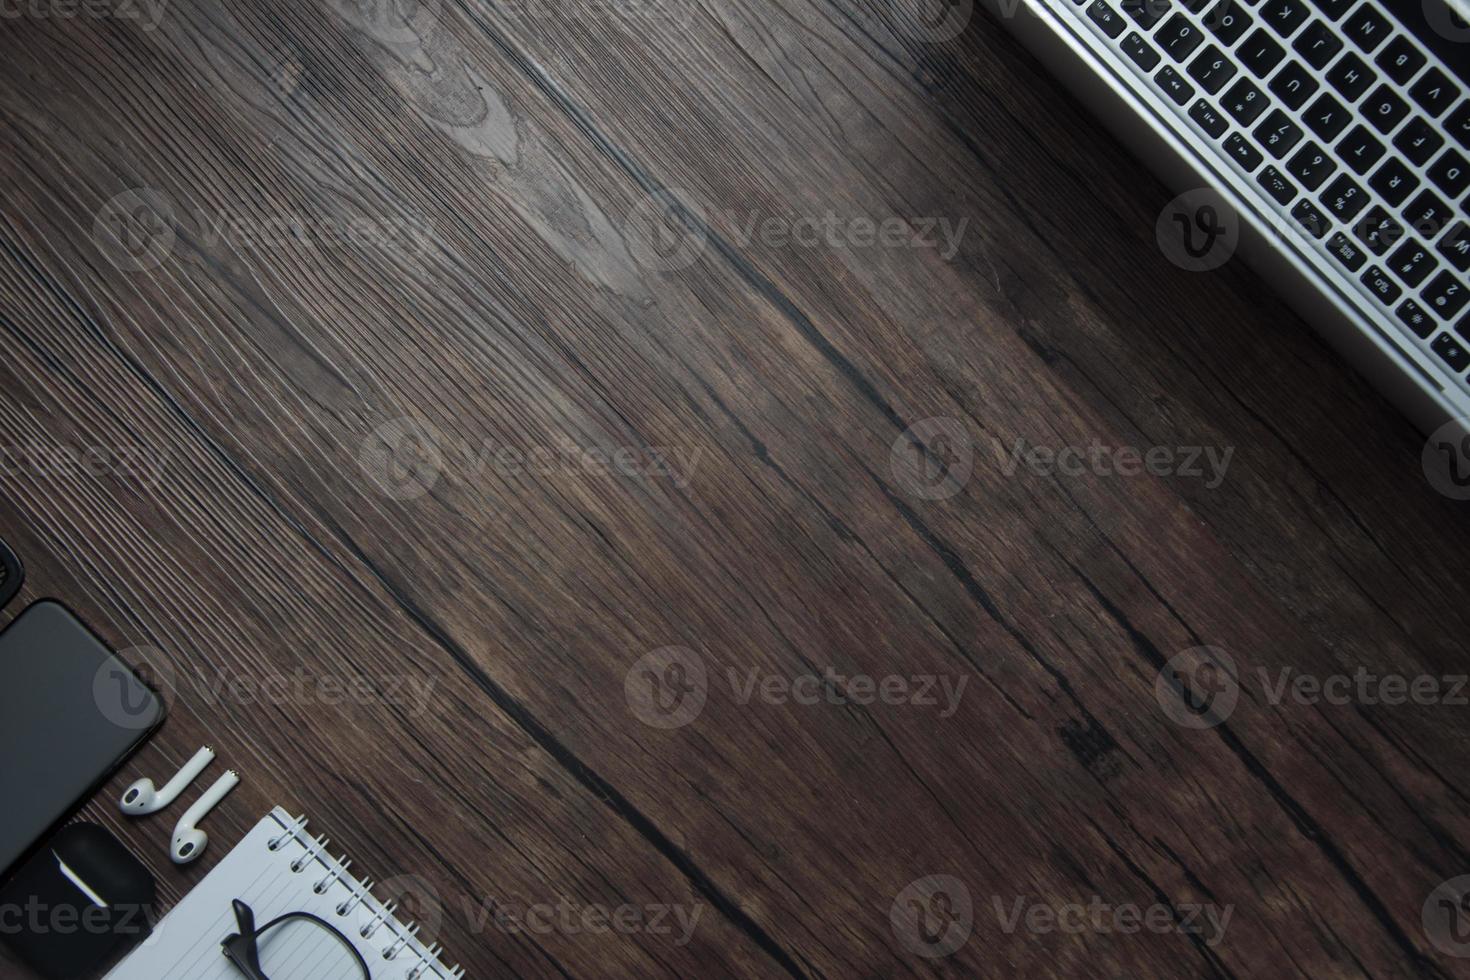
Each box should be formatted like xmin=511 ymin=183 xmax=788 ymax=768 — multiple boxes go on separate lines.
xmin=0 ymin=601 xmax=163 ymax=877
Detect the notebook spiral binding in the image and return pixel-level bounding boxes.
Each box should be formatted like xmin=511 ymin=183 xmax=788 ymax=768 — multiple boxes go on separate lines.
xmin=266 ymin=809 xmax=465 ymax=980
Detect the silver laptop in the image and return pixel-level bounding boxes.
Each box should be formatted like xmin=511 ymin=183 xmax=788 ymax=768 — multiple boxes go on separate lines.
xmin=985 ymin=0 xmax=1470 ymax=440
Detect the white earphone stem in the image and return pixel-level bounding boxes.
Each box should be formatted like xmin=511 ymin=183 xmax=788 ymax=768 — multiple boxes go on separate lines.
xmin=158 ymin=746 xmax=215 ymax=799
xmin=119 ymin=745 xmax=216 ymax=816
xmin=170 ymin=769 xmax=240 ymax=865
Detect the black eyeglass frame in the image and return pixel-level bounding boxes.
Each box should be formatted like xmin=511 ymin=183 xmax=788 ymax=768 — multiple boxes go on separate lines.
xmin=221 ymin=898 xmax=372 ymax=980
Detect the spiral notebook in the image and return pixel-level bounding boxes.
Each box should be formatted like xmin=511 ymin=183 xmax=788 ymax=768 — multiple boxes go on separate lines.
xmin=107 ymin=808 xmax=463 ymax=979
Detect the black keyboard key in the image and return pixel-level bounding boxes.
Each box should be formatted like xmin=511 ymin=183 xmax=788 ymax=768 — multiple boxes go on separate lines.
xmin=1155 ymin=64 xmax=1197 ymax=104
xmin=1361 ymin=265 xmax=1403 ymax=303
xmin=1396 ymin=298 xmax=1435 ymax=336
xmin=1291 ymin=198 xmax=1332 ymax=237
xmin=1204 ymin=0 xmax=1254 ymax=41
xmin=1445 ymin=102 xmax=1470 ymax=148
xmin=1258 ymin=164 xmax=1299 ymax=203
xmin=1367 ymin=157 xmax=1419 ymax=205
xmin=1088 ymin=0 xmax=1128 ymax=36
xmin=1322 ymin=173 xmax=1369 ymax=219
xmin=1409 ymin=68 xmax=1459 ymax=118
xmin=1394 ymin=117 xmax=1445 ymax=165
xmin=1238 ymin=30 xmax=1286 ymax=77
xmin=1304 ymin=93 xmax=1351 ymax=140
xmin=1190 ymin=99 xmax=1230 ymax=137
xmin=1325 ymin=52 xmax=1376 ymax=101
xmin=1121 ymin=0 xmax=1172 ymax=26
xmin=1353 ymin=206 xmax=1403 ymax=254
xmin=1292 ymin=20 xmax=1342 ymax=68
xmin=1188 ymin=45 xmax=1239 ymax=93
xmin=1269 ymin=61 xmax=1319 ymax=109
xmin=1374 ymin=36 xmax=1425 ymax=84
xmin=1181 ymin=0 xmax=1212 ymax=11
xmin=1261 ymin=0 xmax=1310 ymax=34
xmin=1336 ymin=125 xmax=1385 ymax=173
xmin=1326 ymin=231 xmax=1368 ymax=270
xmin=1122 ymin=31 xmax=1162 ymax=69
xmin=1308 ymin=0 xmax=1354 ymax=20
xmin=1404 ymin=191 xmax=1454 ymax=240
xmin=1424 ymin=270 xmax=1470 ymax=318
xmin=1223 ymin=77 xmax=1271 ymax=123
xmin=1342 ymin=4 xmax=1391 ymax=50
xmin=1428 ymin=149 xmax=1470 ymax=197
xmin=1432 ymin=332 xmax=1470 ymax=371
xmin=1255 ymin=109 xmax=1304 ymax=156
xmin=1361 ymin=84 xmax=1410 ymax=133
xmin=1438 ymin=221 xmax=1470 ymax=271
xmin=1287 ymin=141 xmax=1337 ymax=188
xmin=1389 ymin=239 xmax=1438 ymax=286
xmin=1224 ymin=130 xmax=1266 ymax=169
xmin=1157 ymin=14 xmax=1205 ymax=60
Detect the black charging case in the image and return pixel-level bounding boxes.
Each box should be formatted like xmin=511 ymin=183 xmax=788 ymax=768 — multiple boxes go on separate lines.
xmin=0 ymin=822 xmax=155 ymax=978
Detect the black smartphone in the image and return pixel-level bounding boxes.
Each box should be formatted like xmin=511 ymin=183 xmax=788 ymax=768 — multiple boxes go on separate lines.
xmin=0 ymin=601 xmax=164 ymax=879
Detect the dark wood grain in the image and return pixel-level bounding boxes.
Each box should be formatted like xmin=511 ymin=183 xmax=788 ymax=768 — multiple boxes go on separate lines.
xmin=1 ymin=0 xmax=1469 ymax=976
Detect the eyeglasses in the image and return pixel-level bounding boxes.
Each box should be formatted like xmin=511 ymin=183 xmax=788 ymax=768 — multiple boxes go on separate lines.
xmin=221 ymin=898 xmax=372 ymax=979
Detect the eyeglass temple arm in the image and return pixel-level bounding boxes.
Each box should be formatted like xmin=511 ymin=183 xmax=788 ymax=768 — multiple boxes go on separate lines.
xmin=221 ymin=899 xmax=265 ymax=978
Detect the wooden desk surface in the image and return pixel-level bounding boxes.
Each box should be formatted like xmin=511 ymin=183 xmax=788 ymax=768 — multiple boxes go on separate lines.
xmin=2 ymin=0 xmax=1469 ymax=976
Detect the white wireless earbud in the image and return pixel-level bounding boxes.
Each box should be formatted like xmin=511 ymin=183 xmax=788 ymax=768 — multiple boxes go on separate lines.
xmin=171 ymin=769 xmax=239 ymax=865
xmin=120 ymin=746 xmax=216 ymax=816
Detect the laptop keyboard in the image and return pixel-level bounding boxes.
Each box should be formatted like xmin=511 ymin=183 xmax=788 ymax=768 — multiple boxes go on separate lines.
xmin=1074 ymin=0 xmax=1470 ymax=386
